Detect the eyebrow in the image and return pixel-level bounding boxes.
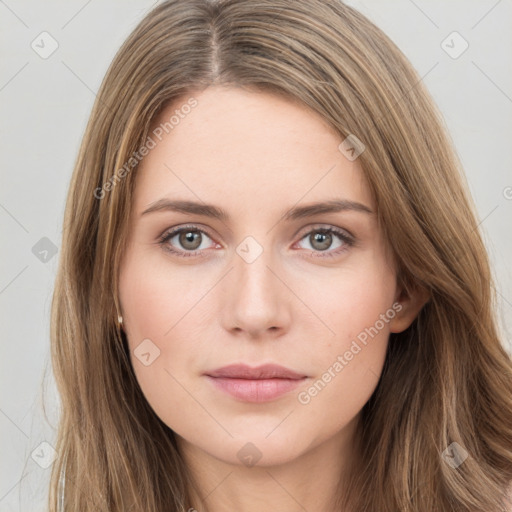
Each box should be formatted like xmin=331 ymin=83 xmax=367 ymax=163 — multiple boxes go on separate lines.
xmin=141 ymin=198 xmax=373 ymax=222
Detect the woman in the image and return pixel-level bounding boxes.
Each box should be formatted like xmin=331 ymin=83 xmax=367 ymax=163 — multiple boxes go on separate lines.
xmin=49 ymin=0 xmax=512 ymax=510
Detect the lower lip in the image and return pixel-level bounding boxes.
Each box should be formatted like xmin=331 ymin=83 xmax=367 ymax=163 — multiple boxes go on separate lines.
xmin=206 ymin=376 xmax=306 ymax=403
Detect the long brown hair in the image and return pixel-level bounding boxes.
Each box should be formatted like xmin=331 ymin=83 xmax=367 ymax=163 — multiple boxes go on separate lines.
xmin=48 ymin=0 xmax=512 ymax=510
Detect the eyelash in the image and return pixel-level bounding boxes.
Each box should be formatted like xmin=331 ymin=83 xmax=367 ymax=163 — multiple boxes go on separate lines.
xmin=157 ymin=224 xmax=355 ymax=259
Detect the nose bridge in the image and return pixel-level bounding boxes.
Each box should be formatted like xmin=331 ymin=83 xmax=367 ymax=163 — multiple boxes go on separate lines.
xmin=223 ymin=235 xmax=289 ymax=336
xmin=234 ymin=236 xmax=278 ymax=306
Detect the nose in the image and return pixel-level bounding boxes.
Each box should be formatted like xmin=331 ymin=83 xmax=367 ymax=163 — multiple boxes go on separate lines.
xmin=221 ymin=243 xmax=292 ymax=339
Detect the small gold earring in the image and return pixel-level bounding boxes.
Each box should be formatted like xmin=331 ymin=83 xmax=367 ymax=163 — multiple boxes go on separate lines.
xmin=118 ymin=315 xmax=123 ymax=325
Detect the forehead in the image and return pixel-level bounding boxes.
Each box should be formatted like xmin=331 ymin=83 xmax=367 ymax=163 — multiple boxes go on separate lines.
xmin=134 ymin=85 xmax=372 ymax=216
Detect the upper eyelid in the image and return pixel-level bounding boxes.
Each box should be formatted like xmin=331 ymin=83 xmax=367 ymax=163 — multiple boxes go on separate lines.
xmin=295 ymin=223 xmax=353 ymax=239
xmin=160 ymin=224 xmax=217 ymax=242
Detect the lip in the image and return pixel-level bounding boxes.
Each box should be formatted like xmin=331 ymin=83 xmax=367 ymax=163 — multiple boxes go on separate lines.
xmin=207 ymin=363 xmax=306 ymax=380
xmin=205 ymin=364 xmax=308 ymax=403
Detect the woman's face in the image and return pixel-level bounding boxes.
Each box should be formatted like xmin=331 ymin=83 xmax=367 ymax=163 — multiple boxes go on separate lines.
xmin=118 ymin=85 xmax=413 ymax=468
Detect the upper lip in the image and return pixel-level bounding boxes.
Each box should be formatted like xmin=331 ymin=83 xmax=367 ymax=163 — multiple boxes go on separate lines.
xmin=206 ymin=364 xmax=306 ymax=380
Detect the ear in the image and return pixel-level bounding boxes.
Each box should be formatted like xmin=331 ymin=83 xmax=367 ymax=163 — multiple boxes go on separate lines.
xmin=388 ymin=283 xmax=430 ymax=333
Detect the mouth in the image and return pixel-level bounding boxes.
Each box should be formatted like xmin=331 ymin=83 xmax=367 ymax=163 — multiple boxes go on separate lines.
xmin=204 ymin=363 xmax=308 ymax=403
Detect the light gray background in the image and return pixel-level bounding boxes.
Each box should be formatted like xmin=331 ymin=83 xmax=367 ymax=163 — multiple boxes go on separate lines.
xmin=1 ymin=0 xmax=511 ymax=509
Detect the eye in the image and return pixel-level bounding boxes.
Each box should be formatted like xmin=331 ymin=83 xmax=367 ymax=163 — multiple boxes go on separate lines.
xmin=294 ymin=226 xmax=354 ymax=258
xmin=158 ymin=224 xmax=355 ymax=259
xmin=158 ymin=225 xmax=217 ymax=258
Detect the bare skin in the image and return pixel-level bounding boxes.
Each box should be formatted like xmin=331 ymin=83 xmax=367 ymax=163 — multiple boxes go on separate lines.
xmin=118 ymin=85 xmax=426 ymax=512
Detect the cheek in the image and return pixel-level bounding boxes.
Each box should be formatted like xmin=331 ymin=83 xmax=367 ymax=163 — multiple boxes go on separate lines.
xmin=300 ymin=257 xmax=396 ymax=348
xmin=118 ymin=251 xmax=212 ymax=414
xmin=119 ymin=250 xmax=202 ymax=345
xmin=118 ymin=260 xmax=193 ymax=428
xmin=294 ymin=258 xmax=396 ymax=408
